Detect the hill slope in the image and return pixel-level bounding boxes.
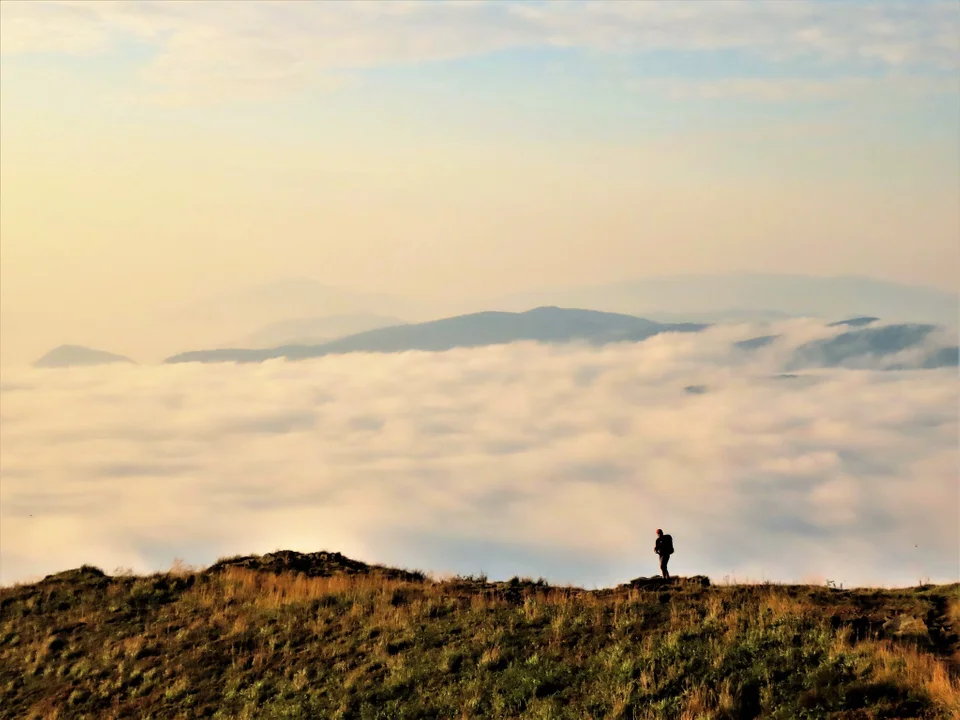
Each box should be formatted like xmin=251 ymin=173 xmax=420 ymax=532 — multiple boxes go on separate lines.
xmin=2 ymin=552 xmax=957 ymax=719
xmin=164 ymin=307 xmax=706 ymax=364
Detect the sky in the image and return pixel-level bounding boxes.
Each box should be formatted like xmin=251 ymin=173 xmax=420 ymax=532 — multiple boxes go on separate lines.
xmin=1 ymin=2 xmax=958 ymax=589
xmin=1 ymin=0 xmax=959 ymax=366
xmin=2 ymin=321 xmax=957 ymax=588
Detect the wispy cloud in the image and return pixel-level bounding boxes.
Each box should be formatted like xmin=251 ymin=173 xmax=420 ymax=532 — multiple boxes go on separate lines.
xmin=1 ymin=1 xmax=956 ymax=104
xmin=2 ymin=323 xmax=957 ymax=588
xmin=631 ymin=75 xmax=958 ymax=102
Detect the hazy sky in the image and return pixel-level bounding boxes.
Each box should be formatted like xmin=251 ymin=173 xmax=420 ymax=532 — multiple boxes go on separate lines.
xmin=2 ymin=0 xmax=959 ymax=364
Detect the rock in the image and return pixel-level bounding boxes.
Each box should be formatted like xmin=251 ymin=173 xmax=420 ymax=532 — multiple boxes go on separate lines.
xmin=621 ymin=575 xmax=710 ymax=591
xmin=205 ymin=550 xmax=426 ymax=582
xmin=40 ymin=565 xmax=108 ymax=587
xmin=882 ymin=615 xmax=929 ymax=640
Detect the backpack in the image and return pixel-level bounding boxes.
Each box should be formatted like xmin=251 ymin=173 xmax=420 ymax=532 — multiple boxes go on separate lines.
xmin=661 ymin=534 xmax=674 ymax=554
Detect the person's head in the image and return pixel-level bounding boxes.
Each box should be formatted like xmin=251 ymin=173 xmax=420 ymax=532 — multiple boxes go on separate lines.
xmin=656 ymin=529 xmax=663 ymax=536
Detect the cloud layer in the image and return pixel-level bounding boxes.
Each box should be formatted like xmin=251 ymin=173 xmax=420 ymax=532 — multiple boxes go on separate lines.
xmin=1 ymin=322 xmax=957 ymax=588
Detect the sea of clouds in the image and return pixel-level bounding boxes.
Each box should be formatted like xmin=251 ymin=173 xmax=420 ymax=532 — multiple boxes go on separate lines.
xmin=1 ymin=320 xmax=957 ymax=588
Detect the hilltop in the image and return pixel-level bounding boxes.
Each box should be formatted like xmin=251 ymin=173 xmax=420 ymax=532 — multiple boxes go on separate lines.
xmin=2 ymin=551 xmax=957 ymax=719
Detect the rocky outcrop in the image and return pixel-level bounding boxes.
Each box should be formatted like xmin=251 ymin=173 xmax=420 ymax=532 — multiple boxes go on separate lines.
xmin=205 ymin=550 xmax=426 ymax=582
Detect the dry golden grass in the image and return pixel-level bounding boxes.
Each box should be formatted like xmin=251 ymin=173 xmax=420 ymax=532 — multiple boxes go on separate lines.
xmin=3 ymin=564 xmax=957 ymax=720
xmin=760 ymin=586 xmax=812 ymax=619
xmin=717 ymin=678 xmax=736 ymax=716
xmin=677 ymin=683 xmax=717 ymax=719
xmin=174 ymin=566 xmax=442 ymax=614
xmin=704 ymin=592 xmax=725 ymax=621
xmin=479 ymin=644 xmax=502 ymax=669
xmin=947 ymin=593 xmax=960 ymax=625
xmin=870 ymin=640 xmax=960 ymax=713
xmin=167 ymin=558 xmax=197 ymax=576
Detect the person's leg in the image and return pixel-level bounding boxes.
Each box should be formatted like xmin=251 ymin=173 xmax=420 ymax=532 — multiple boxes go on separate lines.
xmin=660 ymin=554 xmax=670 ymax=579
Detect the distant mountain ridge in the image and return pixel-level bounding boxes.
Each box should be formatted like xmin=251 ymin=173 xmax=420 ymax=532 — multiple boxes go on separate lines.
xmin=164 ymin=307 xmax=959 ymax=371
xmin=34 ymin=345 xmax=134 ymax=368
xmin=734 ymin=323 xmax=958 ymax=370
xmin=164 ymin=307 xmax=706 ymax=364
xmin=232 ymin=313 xmax=407 ymax=349
xmin=827 ymin=316 xmax=879 ymax=328
xmin=490 ymin=274 xmax=958 ymax=328
xmin=101 ymin=273 xmax=956 ymax=364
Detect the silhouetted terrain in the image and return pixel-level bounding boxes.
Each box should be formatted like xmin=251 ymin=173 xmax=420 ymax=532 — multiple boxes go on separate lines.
xmin=206 ymin=551 xmax=425 ymax=583
xmin=922 ymin=347 xmax=960 ymax=369
xmin=164 ymin=308 xmax=959 ymax=371
xmin=789 ymin=324 xmax=942 ymax=369
xmin=232 ymin=313 xmax=406 ymax=348
xmin=106 ymin=275 xmax=958 ymax=364
xmin=644 ymin=309 xmax=795 ymax=324
xmin=828 ymin=316 xmax=880 ymax=328
xmin=732 ymin=324 xmax=959 ymax=370
xmin=33 ymin=345 xmax=134 ymax=369
xmin=128 ymin=279 xmax=423 ymax=362
xmin=734 ymin=335 xmax=779 ymax=351
xmin=1 ymin=552 xmax=957 ymax=719
xmin=164 ymin=307 xmax=706 ymax=364
xmin=492 ymin=275 xmax=959 ymax=328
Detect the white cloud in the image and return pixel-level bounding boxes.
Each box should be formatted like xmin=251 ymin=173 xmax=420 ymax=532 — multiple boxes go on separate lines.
xmin=1 ymin=323 xmax=957 ymax=588
xmin=1 ymin=0 xmax=957 ymax=104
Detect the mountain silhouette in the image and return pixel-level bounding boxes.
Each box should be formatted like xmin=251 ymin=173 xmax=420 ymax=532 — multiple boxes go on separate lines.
xmin=827 ymin=316 xmax=880 ymax=328
xmin=644 ymin=309 xmax=794 ymax=324
xmin=787 ymin=324 xmax=958 ymax=370
xmin=133 ymin=274 xmax=957 ymax=362
xmin=491 ymin=275 xmax=958 ymax=328
xmin=734 ymin=335 xmax=779 ymax=351
xmin=732 ymin=322 xmax=958 ymax=370
xmin=130 ymin=279 xmax=428 ymax=362
xmin=34 ymin=345 xmax=135 ymax=368
xmin=922 ymin=346 xmax=960 ymax=369
xmin=232 ymin=313 xmax=407 ymax=348
xmin=163 ymin=311 xmax=959 ymax=370
xmin=164 ymin=307 xmax=707 ymax=364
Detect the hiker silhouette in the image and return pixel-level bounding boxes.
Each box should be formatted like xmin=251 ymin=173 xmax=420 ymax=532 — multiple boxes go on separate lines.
xmin=654 ymin=529 xmax=674 ymax=578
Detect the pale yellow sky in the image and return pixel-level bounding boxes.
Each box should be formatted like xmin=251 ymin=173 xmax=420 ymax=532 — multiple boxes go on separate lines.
xmin=1 ymin=1 xmax=958 ymax=365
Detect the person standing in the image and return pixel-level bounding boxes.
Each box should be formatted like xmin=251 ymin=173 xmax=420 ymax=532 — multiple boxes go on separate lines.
xmin=654 ymin=529 xmax=674 ymax=579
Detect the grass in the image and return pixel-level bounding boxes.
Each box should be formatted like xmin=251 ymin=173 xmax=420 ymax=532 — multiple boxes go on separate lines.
xmin=1 ymin=552 xmax=958 ymax=719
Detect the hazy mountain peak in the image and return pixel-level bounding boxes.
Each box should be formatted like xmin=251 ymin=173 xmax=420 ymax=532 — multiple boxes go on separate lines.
xmin=233 ymin=313 xmax=407 ymax=349
xmin=491 ymin=274 xmax=958 ymax=328
xmin=34 ymin=345 xmax=135 ymax=369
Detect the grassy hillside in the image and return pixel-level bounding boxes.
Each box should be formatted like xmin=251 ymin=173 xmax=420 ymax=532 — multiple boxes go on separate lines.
xmin=1 ymin=551 xmax=957 ymax=719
